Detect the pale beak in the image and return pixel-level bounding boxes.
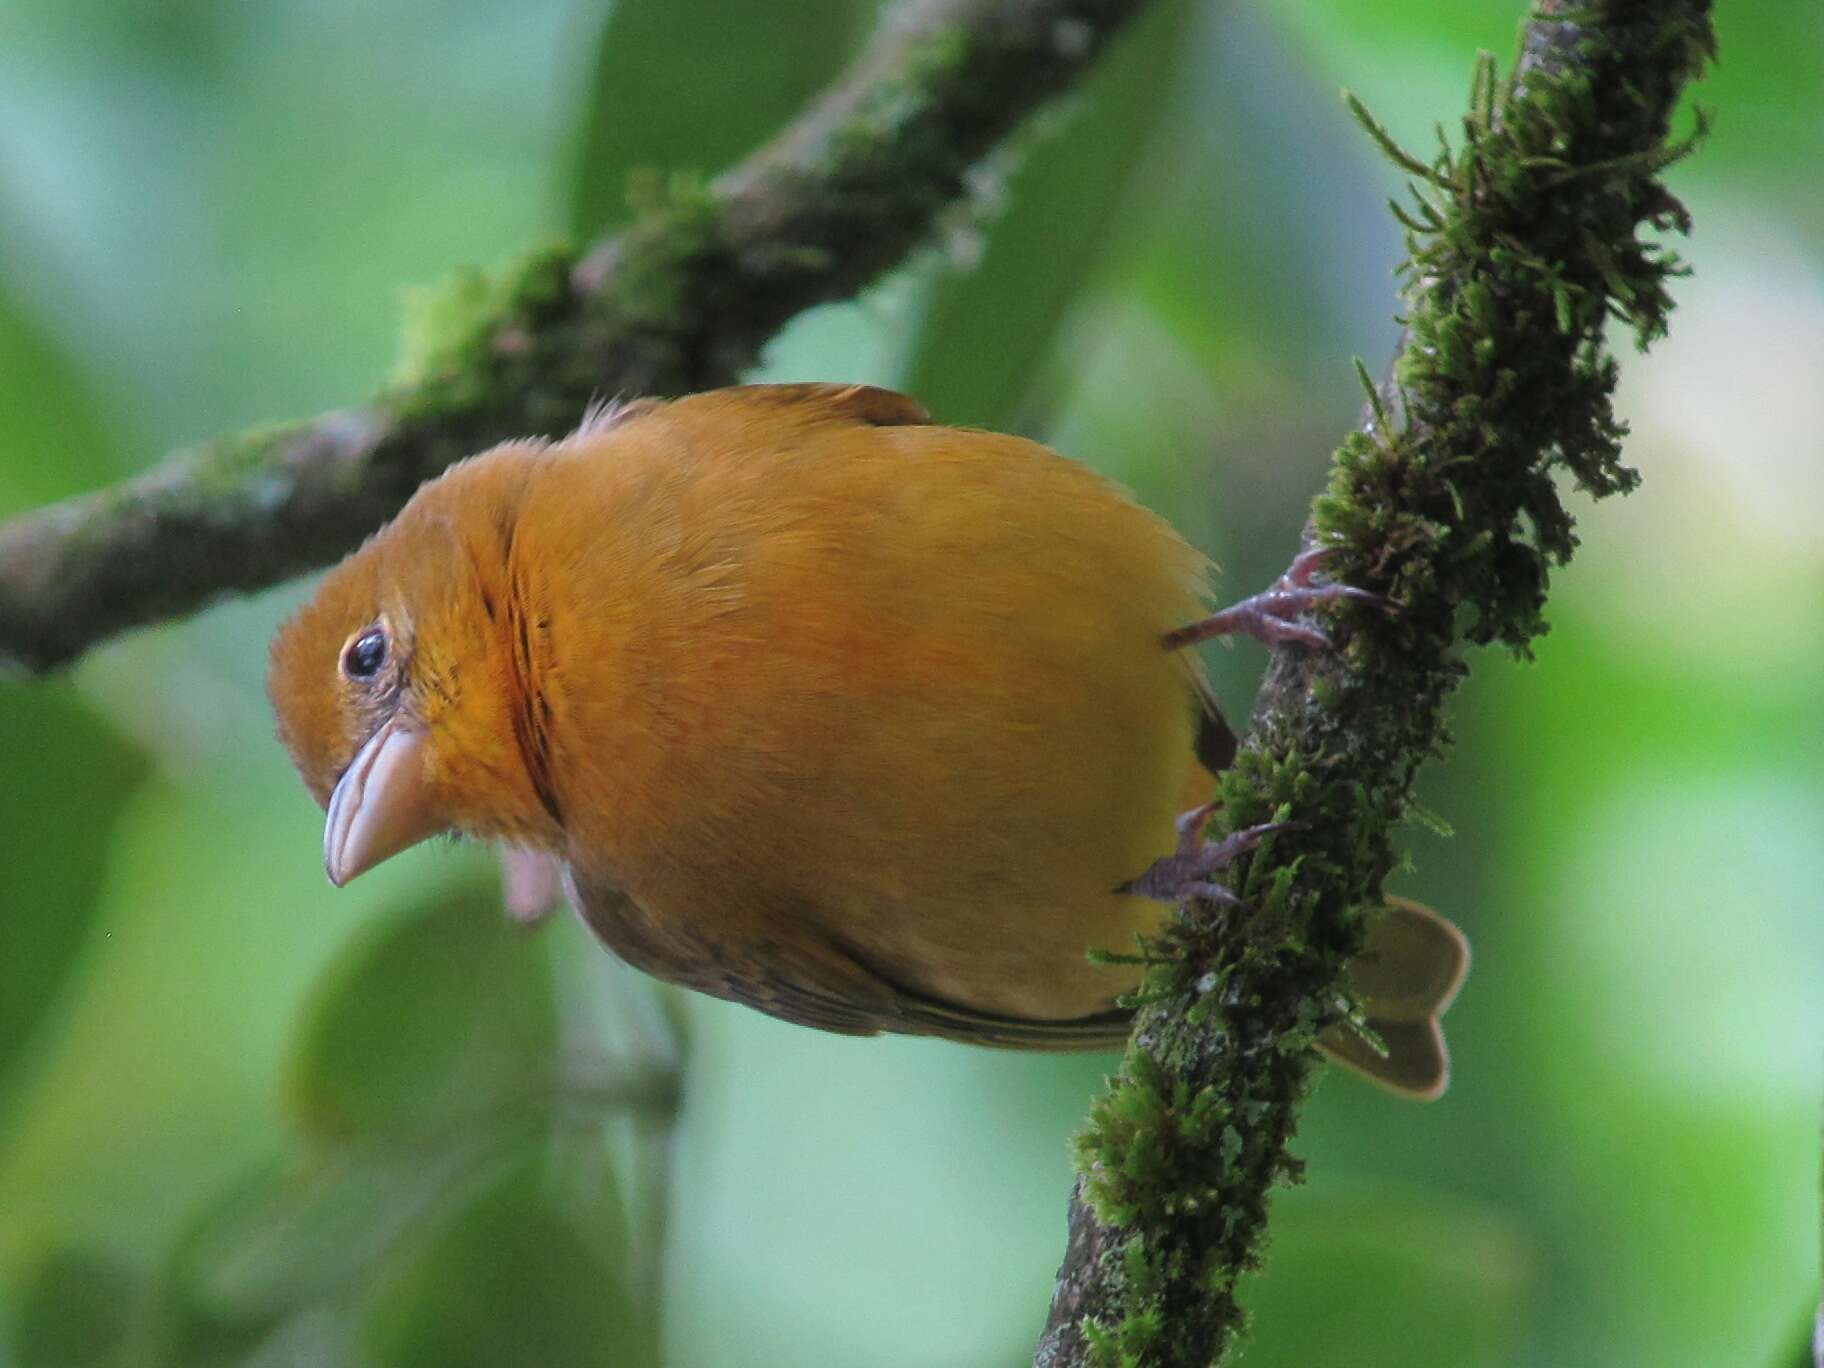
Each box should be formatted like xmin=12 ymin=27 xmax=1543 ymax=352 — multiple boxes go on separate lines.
xmin=323 ymin=718 xmax=443 ymax=886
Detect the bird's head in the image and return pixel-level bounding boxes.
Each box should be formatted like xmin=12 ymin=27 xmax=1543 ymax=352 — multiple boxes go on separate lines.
xmin=267 ymin=442 xmax=564 ymax=885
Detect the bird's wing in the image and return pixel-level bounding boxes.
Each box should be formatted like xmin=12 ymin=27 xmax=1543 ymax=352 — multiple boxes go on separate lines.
xmin=564 ymin=863 xmax=903 ymax=1036
xmin=564 ymin=864 xmax=1134 ymax=1049
xmin=875 ymin=988 xmax=1134 ymax=1051
xmin=1188 ymin=669 xmax=1239 ymax=774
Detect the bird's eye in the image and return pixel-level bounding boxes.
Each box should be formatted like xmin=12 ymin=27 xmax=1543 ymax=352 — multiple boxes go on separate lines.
xmin=342 ymin=627 xmax=388 ymax=680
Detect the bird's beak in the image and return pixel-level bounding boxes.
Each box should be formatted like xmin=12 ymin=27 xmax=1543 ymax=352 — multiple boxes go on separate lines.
xmin=323 ymin=718 xmax=443 ymax=886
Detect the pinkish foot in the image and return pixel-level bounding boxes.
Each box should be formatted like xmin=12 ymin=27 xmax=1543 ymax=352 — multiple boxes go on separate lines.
xmin=1120 ymin=808 xmax=1293 ymax=908
xmin=1163 ymin=547 xmax=1388 ymax=652
xmin=499 ymin=845 xmax=567 ymax=926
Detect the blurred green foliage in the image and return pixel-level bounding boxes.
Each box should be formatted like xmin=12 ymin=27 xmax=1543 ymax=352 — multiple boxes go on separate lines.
xmin=901 ymin=0 xmax=1197 ymax=435
xmin=284 ymin=889 xmax=559 ymax=1140
xmin=0 ymin=1 xmax=1818 ymax=1366
xmin=564 ymin=0 xmax=872 ymax=238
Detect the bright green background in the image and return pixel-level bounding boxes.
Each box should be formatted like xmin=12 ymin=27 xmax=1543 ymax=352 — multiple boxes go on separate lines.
xmin=1 ymin=1 xmax=1818 ymax=1365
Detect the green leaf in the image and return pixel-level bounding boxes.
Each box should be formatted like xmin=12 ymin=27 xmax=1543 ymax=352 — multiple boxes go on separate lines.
xmin=359 ymin=1149 xmax=651 ymax=1368
xmin=196 ymin=1307 xmax=359 ymax=1368
xmin=167 ymin=1131 xmax=524 ymax=1332
xmin=898 ymin=0 xmax=1196 ymax=434
xmin=143 ymin=893 xmax=669 ymax=1356
xmin=8 ymin=1244 xmax=140 ymax=1368
xmin=282 ymin=887 xmax=558 ymax=1140
xmin=0 ymin=682 xmax=148 ymax=1122
xmin=0 ymin=280 xmax=123 ymax=518
xmin=0 ymin=280 xmax=148 ymax=1123
xmin=565 ymin=0 xmax=871 ymax=239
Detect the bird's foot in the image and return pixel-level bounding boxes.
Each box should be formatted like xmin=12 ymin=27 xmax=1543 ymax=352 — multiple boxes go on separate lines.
xmin=499 ymin=845 xmax=566 ymax=926
xmin=1163 ymin=547 xmax=1388 ymax=652
xmin=1121 ymin=804 xmax=1293 ymax=908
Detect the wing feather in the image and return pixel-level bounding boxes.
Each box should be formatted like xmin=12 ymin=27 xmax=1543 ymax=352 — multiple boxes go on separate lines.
xmin=564 ymin=864 xmax=1133 ymax=1048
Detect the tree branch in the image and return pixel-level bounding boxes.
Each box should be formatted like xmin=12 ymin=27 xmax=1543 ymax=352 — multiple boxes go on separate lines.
xmin=1036 ymin=2 xmax=1715 ymax=1364
xmin=0 ymin=0 xmax=1157 ymax=674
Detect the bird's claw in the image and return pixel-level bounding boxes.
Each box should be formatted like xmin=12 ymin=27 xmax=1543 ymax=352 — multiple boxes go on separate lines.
xmin=1172 ymin=801 xmax=1221 ymax=853
xmin=1123 ymin=814 xmax=1295 ymax=908
xmin=1163 ymin=546 xmax=1391 ymax=653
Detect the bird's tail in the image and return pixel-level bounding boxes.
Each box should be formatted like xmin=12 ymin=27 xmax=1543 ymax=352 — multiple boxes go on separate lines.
xmin=1318 ymin=896 xmax=1470 ymax=1100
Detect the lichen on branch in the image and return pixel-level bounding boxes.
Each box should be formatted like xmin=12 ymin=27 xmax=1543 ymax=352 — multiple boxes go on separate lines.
xmin=1035 ymin=3 xmax=1716 ymax=1365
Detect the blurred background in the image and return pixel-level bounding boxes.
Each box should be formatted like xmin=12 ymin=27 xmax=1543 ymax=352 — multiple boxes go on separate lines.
xmin=0 ymin=0 xmax=1818 ymax=1364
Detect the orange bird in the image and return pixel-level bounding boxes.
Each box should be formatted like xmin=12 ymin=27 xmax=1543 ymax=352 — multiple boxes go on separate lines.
xmin=269 ymin=384 xmax=1465 ymax=1096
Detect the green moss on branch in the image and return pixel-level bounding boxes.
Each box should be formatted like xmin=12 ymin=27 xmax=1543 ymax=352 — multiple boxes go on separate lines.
xmin=1037 ymin=3 xmax=1715 ymax=1364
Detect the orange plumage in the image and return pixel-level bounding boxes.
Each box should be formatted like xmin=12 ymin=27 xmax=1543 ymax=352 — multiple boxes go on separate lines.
xmin=269 ymin=384 xmax=1464 ymax=1092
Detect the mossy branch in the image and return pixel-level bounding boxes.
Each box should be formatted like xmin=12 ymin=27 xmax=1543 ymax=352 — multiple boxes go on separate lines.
xmin=1035 ymin=2 xmax=1714 ymax=1364
xmin=0 ymin=0 xmax=1158 ymax=675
